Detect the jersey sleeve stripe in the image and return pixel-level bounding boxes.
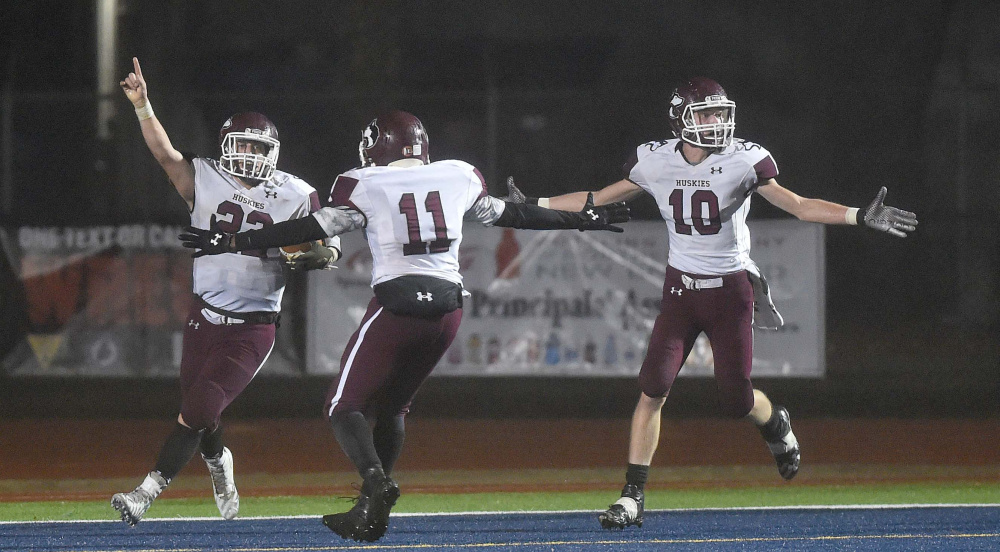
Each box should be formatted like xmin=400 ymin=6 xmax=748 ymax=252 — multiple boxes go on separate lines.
xmin=472 ymin=167 xmax=489 ymax=201
xmin=621 ymin=148 xmax=640 ymax=180
xmin=329 ymin=175 xmax=360 ymax=207
xmin=754 ymin=154 xmax=778 ymax=180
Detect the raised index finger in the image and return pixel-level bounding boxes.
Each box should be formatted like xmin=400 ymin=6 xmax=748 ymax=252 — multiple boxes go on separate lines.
xmin=132 ymin=57 xmax=143 ymax=80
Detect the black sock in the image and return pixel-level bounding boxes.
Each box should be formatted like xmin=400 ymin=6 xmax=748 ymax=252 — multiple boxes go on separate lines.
xmin=758 ymin=407 xmax=785 ymax=441
xmin=625 ymin=463 xmax=649 ymax=491
xmin=154 ymin=422 xmax=204 ymax=481
xmin=199 ymin=424 xmax=224 ymax=459
xmin=373 ymin=413 xmax=405 ymax=476
xmin=330 ymin=411 xmax=383 ymax=477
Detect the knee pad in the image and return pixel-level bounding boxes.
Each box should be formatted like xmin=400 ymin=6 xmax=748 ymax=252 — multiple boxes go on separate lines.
xmin=180 ymin=380 xmax=226 ymax=431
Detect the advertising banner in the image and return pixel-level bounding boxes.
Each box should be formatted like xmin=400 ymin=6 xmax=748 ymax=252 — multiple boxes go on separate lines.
xmin=307 ymin=220 xmax=825 ymax=377
xmin=0 ymin=225 xmax=303 ymax=377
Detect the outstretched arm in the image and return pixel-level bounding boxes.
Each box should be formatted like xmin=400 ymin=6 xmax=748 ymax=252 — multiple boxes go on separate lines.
xmin=757 ymin=179 xmax=917 ymax=237
xmin=120 ymin=57 xmax=195 ymax=209
xmin=467 ymin=193 xmax=629 ymax=232
xmin=503 ymin=177 xmax=644 ymax=211
xmin=180 ymin=207 xmax=366 ymax=257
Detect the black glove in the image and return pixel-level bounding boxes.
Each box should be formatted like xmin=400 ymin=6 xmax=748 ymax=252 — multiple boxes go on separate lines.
xmin=577 ymin=192 xmax=629 ymax=233
xmin=286 ymin=243 xmax=338 ymax=271
xmin=502 ymin=176 xmax=530 ymax=204
xmin=860 ymin=187 xmax=918 ymax=238
xmin=180 ymin=219 xmax=236 ymax=257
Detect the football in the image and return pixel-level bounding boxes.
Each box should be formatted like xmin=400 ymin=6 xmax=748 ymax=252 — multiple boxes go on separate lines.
xmin=280 ymin=242 xmax=313 ymax=257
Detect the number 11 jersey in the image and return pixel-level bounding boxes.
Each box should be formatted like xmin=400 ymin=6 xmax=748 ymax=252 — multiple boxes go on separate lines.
xmin=328 ymin=160 xmax=489 ymax=287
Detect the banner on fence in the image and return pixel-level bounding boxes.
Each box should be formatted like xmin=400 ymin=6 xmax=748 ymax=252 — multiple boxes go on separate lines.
xmin=306 ymin=220 xmax=825 ymax=377
xmin=0 ymin=225 xmax=304 ymax=377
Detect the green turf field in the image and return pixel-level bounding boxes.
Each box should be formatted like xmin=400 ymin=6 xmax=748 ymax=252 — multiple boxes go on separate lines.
xmin=2 ymin=481 xmax=998 ymax=522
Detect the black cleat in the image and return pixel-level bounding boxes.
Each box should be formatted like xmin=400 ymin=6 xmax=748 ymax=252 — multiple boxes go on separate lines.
xmin=360 ymin=469 xmax=400 ymax=542
xmin=322 ymin=495 xmax=370 ymax=541
xmin=322 ymin=468 xmax=400 ymax=542
xmin=760 ymin=406 xmax=800 ymax=480
xmin=598 ymin=483 xmax=644 ymax=530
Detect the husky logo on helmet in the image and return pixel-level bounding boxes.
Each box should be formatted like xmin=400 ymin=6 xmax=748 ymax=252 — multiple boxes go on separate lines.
xmin=219 ymin=112 xmax=280 ymax=183
xmin=668 ymin=92 xmax=684 ymax=121
xmin=361 ymin=120 xmax=379 ymax=149
xmin=667 ymin=77 xmax=736 ymax=149
xmin=358 ymin=110 xmax=430 ymax=167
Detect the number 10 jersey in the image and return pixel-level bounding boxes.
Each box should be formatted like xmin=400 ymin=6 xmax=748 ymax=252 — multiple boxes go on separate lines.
xmin=625 ymin=138 xmax=779 ymax=276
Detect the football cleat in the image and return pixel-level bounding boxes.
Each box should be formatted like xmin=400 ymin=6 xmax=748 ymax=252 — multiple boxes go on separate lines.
xmin=203 ymin=447 xmax=240 ymax=520
xmin=323 ymin=494 xmax=371 ymax=541
xmin=362 ymin=470 xmax=401 ymax=541
xmin=323 ymin=468 xmax=400 ymax=542
xmin=111 ymin=471 xmax=168 ymax=527
xmin=761 ymin=406 xmax=800 ymax=480
xmin=598 ymin=483 xmax=644 ymax=530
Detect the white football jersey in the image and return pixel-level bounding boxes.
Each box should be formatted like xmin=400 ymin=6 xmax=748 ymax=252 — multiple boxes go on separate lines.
xmin=626 ymin=138 xmax=779 ymax=275
xmin=328 ymin=160 xmax=489 ymax=287
xmin=190 ymin=158 xmax=332 ymax=312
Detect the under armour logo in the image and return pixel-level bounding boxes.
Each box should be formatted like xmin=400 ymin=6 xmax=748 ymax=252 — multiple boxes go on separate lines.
xmin=188 ymin=320 xmax=200 ymax=329
xmin=264 ymin=190 xmax=277 ymax=198
xmin=210 ymin=233 xmax=222 ymax=246
xmin=670 ymin=287 xmax=683 ymax=296
xmin=710 ymin=167 xmax=722 ymax=174
xmin=585 ymin=209 xmax=599 ymax=221
xmin=416 ymin=292 xmax=433 ymax=301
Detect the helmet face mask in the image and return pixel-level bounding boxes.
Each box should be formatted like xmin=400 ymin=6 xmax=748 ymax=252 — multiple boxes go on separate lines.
xmin=358 ymin=111 xmax=429 ymax=167
xmin=219 ymin=112 xmax=280 ymax=182
xmin=668 ymin=78 xmax=736 ymax=149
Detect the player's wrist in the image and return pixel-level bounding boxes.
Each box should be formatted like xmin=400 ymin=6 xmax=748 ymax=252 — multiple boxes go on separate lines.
xmin=845 ymin=207 xmax=860 ymax=225
xmin=134 ymin=100 xmax=154 ymax=121
xmin=524 ymin=197 xmax=550 ymax=208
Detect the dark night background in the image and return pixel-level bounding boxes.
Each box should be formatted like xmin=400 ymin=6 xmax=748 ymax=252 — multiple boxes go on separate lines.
xmin=0 ymin=1 xmax=997 ymax=418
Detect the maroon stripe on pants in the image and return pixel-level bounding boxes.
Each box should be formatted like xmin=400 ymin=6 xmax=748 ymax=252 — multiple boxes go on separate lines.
xmin=179 ymin=301 xmax=276 ymax=431
xmin=325 ymin=296 xmax=463 ymax=419
xmin=638 ymin=266 xmax=755 ymax=417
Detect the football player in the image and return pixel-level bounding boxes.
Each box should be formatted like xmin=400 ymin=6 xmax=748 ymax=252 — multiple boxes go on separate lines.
xmin=111 ymin=57 xmax=340 ymax=526
xmin=506 ymin=77 xmax=918 ymax=530
xmin=180 ymin=110 xmax=630 ymax=542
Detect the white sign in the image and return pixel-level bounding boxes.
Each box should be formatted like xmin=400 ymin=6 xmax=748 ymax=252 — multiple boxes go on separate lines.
xmin=307 ymin=220 xmax=824 ymax=378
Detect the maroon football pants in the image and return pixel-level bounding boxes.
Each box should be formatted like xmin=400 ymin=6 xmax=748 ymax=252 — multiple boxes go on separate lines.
xmin=179 ymin=303 xmax=276 ymax=431
xmin=639 ymin=265 xmax=755 ymax=417
xmin=325 ymin=296 xmax=463 ymax=419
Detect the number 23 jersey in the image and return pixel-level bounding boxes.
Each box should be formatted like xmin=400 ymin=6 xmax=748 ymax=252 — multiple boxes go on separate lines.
xmin=328 ymin=160 xmax=489 ymax=287
xmin=625 ymin=138 xmax=779 ymax=276
xmin=190 ymin=157 xmax=325 ymax=313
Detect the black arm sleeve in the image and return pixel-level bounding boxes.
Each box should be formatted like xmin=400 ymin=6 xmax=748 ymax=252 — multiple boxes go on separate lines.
xmin=493 ymin=202 xmax=582 ymax=230
xmin=233 ymin=215 xmax=328 ymax=251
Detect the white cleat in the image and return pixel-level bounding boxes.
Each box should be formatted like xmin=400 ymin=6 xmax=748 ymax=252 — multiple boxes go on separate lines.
xmin=203 ymin=447 xmax=240 ymax=520
xmin=111 ymin=471 xmax=168 ymax=527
